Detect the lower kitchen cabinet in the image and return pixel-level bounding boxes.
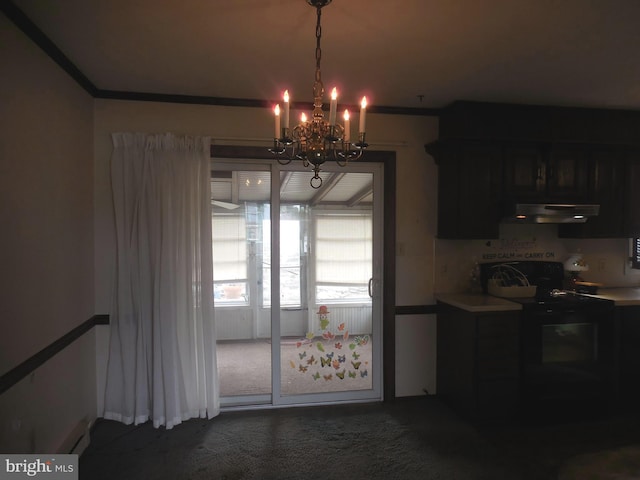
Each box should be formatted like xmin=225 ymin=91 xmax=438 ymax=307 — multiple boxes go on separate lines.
xmin=437 ymin=303 xmax=520 ymax=423
xmin=616 ymin=306 xmax=640 ymax=411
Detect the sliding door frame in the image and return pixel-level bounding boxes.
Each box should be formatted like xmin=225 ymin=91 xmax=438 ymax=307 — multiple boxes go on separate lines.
xmin=211 ymin=145 xmax=397 ymax=401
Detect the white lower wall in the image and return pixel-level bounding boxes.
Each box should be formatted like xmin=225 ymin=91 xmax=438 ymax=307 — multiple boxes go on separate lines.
xmin=395 ymin=315 xmax=436 ymax=397
xmin=0 ymin=333 xmax=96 ymax=453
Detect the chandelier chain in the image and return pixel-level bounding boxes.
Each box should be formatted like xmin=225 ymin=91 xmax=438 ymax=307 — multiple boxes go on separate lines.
xmin=315 ymin=6 xmax=322 ymax=86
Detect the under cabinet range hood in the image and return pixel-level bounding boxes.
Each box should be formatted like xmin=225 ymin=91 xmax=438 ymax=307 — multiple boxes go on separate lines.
xmin=503 ymin=204 xmax=600 ymax=224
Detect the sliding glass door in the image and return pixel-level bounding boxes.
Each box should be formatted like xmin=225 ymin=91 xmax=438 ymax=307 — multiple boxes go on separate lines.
xmin=212 ymin=160 xmax=383 ymax=407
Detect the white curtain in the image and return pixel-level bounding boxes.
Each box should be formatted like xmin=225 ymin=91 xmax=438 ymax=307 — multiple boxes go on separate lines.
xmin=104 ymin=132 xmax=219 ymax=429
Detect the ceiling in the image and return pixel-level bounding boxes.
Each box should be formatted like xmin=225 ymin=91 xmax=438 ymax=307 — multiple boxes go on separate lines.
xmin=211 ymin=170 xmax=373 ymax=210
xmin=7 ymin=0 xmax=640 ymax=112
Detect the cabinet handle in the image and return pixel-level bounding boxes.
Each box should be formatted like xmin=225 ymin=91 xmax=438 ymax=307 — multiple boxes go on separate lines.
xmin=368 ymin=277 xmax=373 ymax=298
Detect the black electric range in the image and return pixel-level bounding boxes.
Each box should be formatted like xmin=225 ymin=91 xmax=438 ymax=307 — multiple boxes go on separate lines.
xmin=479 ymin=260 xmax=613 ymax=311
xmin=480 ymin=260 xmax=615 ymax=421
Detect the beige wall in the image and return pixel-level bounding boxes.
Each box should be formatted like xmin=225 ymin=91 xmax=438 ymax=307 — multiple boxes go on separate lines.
xmin=93 ymin=99 xmax=440 ymax=401
xmin=0 ymin=15 xmax=95 ymax=452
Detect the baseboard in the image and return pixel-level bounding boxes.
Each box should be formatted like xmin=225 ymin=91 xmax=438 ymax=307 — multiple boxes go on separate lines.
xmin=58 ymin=418 xmax=93 ymax=455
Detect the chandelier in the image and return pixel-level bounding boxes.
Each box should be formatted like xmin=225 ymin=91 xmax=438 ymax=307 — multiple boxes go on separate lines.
xmin=269 ymin=0 xmax=369 ymax=189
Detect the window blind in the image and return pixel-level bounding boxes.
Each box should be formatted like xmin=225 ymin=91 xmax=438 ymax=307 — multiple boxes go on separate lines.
xmin=212 ymin=214 xmax=247 ymax=281
xmin=633 ymin=237 xmax=640 ymax=269
xmin=315 ymin=214 xmax=372 ymax=284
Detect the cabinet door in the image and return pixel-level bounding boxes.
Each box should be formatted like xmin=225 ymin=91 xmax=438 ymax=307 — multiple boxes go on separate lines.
xmin=624 ymin=157 xmax=640 ymax=236
xmin=559 ymin=148 xmax=626 ymax=238
xmin=433 ymin=142 xmax=501 ymax=239
xmin=618 ymin=307 xmax=640 ymax=410
xmin=476 ymin=313 xmax=520 ymax=379
xmin=456 ymin=143 xmax=502 ymax=239
xmin=546 ymin=145 xmax=589 ymax=201
xmin=503 ymin=144 xmax=544 ymax=200
xmin=504 ymin=144 xmax=589 ymax=203
xmin=435 ymin=145 xmax=460 ymax=239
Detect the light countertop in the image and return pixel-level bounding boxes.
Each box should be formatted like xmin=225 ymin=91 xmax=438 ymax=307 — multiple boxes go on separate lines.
xmin=435 ymin=293 xmax=522 ymax=312
xmin=436 ymin=287 xmax=640 ymax=313
xmin=591 ymin=287 xmax=640 ymax=306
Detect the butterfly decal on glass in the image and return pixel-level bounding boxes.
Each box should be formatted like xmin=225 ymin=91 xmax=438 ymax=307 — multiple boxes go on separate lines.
xmin=322 ymin=331 xmax=335 ymax=340
xmin=348 ymin=370 xmax=357 ymax=378
xmin=351 ymin=361 xmax=362 ymax=370
xmin=323 ymin=374 xmax=333 ymax=381
xmin=299 ymin=364 xmax=308 ymax=373
xmin=312 ymin=372 xmax=320 ymax=381
xmin=338 ymin=354 xmax=346 ymax=363
xmin=360 ymin=370 xmax=368 ymax=378
xmin=352 ymin=352 xmax=360 ymax=360
xmin=307 ymin=355 xmax=317 ymax=365
xmin=326 ymin=352 xmax=334 ymax=360
xmin=320 ymin=356 xmax=332 ymax=368
xmin=336 ymin=369 xmax=346 ymax=379
xmin=355 ymin=335 xmax=369 ymax=346
xmin=299 ymin=351 xmax=307 ymax=359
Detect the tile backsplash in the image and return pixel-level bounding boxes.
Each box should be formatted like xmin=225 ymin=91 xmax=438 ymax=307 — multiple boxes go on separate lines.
xmin=434 ymin=224 xmax=640 ymax=293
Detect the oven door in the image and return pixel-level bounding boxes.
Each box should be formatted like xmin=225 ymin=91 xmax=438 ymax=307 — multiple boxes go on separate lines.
xmin=521 ymin=304 xmax=614 ymax=417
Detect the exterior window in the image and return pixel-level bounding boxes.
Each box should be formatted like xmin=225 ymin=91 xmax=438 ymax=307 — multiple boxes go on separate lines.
xmin=212 ymin=212 xmax=248 ymax=304
xmin=262 ymin=205 xmax=303 ymax=307
xmin=314 ymin=212 xmax=372 ymax=303
xmin=213 ymin=205 xmax=372 ymax=308
xmin=632 ymin=238 xmax=640 ymax=269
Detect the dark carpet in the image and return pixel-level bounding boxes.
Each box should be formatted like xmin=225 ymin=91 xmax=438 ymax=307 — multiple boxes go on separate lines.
xmin=79 ymin=397 xmax=640 ymax=480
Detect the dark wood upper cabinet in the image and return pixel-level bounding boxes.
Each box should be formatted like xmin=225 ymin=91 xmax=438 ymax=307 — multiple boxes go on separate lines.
xmin=559 ymin=148 xmax=626 ymax=238
xmin=430 ymin=101 xmax=640 ymax=239
xmin=503 ymin=144 xmax=545 ymax=200
xmin=546 ymin=145 xmax=589 ymax=202
xmin=503 ymin=144 xmax=589 ymax=203
xmin=428 ymin=141 xmax=502 ymax=239
xmin=623 ymin=155 xmax=640 ymax=236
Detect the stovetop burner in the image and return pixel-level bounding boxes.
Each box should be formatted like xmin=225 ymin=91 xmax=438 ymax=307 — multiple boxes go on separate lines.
xmin=514 ymin=291 xmax=609 ymax=308
xmin=479 ymin=261 xmax=613 ymax=311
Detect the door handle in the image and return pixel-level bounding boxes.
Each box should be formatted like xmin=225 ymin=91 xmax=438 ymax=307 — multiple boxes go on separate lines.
xmin=368 ymin=278 xmax=373 ymax=298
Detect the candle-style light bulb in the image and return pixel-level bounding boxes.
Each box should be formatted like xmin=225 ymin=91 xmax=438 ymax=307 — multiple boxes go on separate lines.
xmin=343 ymin=110 xmax=350 ymax=142
xmin=301 ymin=112 xmax=307 ymax=123
xmin=359 ymin=96 xmax=367 ymax=134
xmin=274 ymin=104 xmax=280 ymax=139
xmin=329 ymin=87 xmax=338 ymax=126
xmin=283 ymin=90 xmax=290 ymax=129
